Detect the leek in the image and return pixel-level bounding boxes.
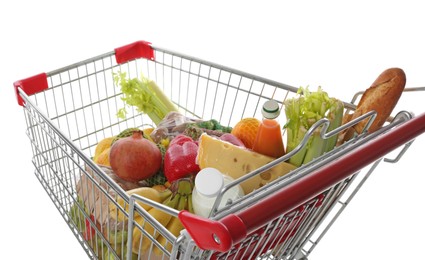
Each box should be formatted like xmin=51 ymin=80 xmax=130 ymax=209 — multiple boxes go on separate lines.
xmin=114 ymin=72 xmax=178 ymax=126
xmin=284 ymin=86 xmax=344 ymax=167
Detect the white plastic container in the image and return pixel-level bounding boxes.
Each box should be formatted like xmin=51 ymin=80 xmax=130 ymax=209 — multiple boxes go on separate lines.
xmin=192 ymin=167 xmax=245 ymax=218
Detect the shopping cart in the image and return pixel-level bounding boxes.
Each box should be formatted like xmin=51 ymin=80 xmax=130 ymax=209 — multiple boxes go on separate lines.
xmin=14 ymin=40 xmax=425 ymax=260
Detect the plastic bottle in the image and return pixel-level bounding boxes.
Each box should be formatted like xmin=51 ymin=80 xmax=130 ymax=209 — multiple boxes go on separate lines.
xmin=252 ymin=99 xmax=285 ymax=158
xmin=192 ymin=167 xmax=244 ymax=218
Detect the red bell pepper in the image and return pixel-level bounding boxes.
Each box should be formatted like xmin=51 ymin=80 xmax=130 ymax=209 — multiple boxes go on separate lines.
xmin=83 ymin=214 xmax=96 ymax=241
xmin=164 ymin=134 xmax=200 ymax=182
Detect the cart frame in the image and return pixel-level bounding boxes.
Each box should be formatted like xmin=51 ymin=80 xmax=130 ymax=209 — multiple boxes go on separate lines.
xmin=14 ymin=41 xmax=425 ymax=260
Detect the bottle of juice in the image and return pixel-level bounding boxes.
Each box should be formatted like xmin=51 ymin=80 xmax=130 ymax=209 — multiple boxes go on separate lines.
xmin=252 ymin=100 xmax=285 ymax=158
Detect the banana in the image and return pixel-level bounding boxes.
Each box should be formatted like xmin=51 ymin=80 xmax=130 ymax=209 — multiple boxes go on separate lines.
xmin=153 ymin=194 xmax=187 ymax=256
xmin=132 ymin=193 xmax=181 ymax=254
xmin=151 ymin=184 xmax=168 ymax=193
xmin=187 ymin=193 xmax=194 ymax=213
xmin=131 ymin=179 xmax=195 ymax=256
xmin=109 ymin=186 xmax=172 ymax=221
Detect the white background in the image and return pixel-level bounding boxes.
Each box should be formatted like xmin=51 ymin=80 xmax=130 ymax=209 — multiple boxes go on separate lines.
xmin=1 ymin=1 xmax=424 ymax=259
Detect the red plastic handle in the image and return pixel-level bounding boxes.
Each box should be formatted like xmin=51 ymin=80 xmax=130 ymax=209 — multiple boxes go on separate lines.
xmin=179 ymin=211 xmax=247 ymax=252
xmin=14 ymin=73 xmax=48 ymax=106
xmin=114 ymin=40 xmax=155 ymax=64
xmin=179 ymin=112 xmax=425 ymax=252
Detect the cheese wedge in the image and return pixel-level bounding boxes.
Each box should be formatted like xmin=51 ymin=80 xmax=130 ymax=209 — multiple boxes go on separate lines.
xmin=196 ymin=134 xmax=297 ymax=194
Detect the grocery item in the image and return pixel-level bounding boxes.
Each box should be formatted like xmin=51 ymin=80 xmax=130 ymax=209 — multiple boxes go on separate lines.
xmin=150 ymin=111 xmax=232 ymax=143
xmin=131 ymin=179 xmax=194 ymax=254
xmin=339 ymin=67 xmax=406 ymax=143
xmin=217 ymin=133 xmax=245 ymax=147
xmin=231 ymin=117 xmax=261 ymax=149
xmin=192 ymin=167 xmax=244 ymax=217
xmin=110 ymin=130 xmax=162 ymax=182
xmin=194 ymin=119 xmax=233 ymax=133
xmin=153 ymin=190 xmax=188 ymax=255
xmin=164 ymin=134 xmax=200 ymax=182
xmin=284 ymin=86 xmax=344 ymax=167
xmin=112 ymin=127 xmax=141 ymax=143
xmin=114 ymin=72 xmax=178 ymax=125
xmin=83 ymin=214 xmax=97 ymax=241
xmin=94 ymin=147 xmax=111 ymax=166
xmin=252 ymin=100 xmax=285 ymax=158
xmin=76 ymin=165 xmax=147 ymax=226
xmin=150 ymin=111 xmax=201 ymax=143
xmin=132 ymin=192 xmax=181 ymax=254
xmin=109 ymin=185 xmax=172 ymax=222
xmin=93 ymin=136 xmax=115 ymax=161
xmin=196 ymin=133 xmax=297 ymax=194
xmin=145 ymin=142 xmax=168 ymax=186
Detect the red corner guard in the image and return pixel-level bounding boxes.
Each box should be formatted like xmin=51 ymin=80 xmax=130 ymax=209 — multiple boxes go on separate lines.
xmin=178 ymin=210 xmax=247 ymax=252
xmin=14 ymin=73 xmax=48 ymax=106
xmin=114 ymin=40 xmax=155 ymax=64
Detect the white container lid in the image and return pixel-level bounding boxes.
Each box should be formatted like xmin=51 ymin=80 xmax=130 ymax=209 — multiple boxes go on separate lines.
xmin=262 ymin=100 xmax=280 ymax=119
xmin=195 ymin=167 xmax=224 ymax=198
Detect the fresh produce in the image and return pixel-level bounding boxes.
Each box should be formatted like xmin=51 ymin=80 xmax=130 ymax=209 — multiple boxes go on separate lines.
xmin=70 ymin=194 xmax=142 ymax=259
xmin=93 ymin=136 xmax=115 ymax=166
xmin=83 ymin=214 xmax=98 ymax=241
xmin=218 ymin=133 xmax=245 ymax=147
xmin=94 ymin=147 xmax=111 ymax=166
xmin=153 ymin=192 xmax=187 ymax=255
xmin=183 ymin=125 xmax=216 ymax=140
xmin=284 ymin=86 xmax=344 ymax=167
xmin=69 ymin=196 xmax=90 ymax=234
xmin=114 ymin=72 xmax=178 ymax=125
xmin=94 ymin=128 xmax=158 ymax=167
xmin=192 ymin=119 xmax=233 ymax=133
xmin=110 ymin=130 xmax=162 ymax=182
xmin=112 ymin=127 xmax=140 ymax=143
xmin=149 ymin=111 xmax=233 ymax=144
xmin=196 ymin=133 xmax=297 ymax=194
xmin=109 ymin=185 xmax=172 ymax=222
xmin=164 ymin=134 xmax=200 ymax=183
xmin=93 ymin=136 xmax=115 ymax=161
xmin=145 ymin=143 xmax=168 ymax=186
xmin=112 ymin=127 xmax=155 ymax=144
xmin=131 ymin=179 xmax=194 ymax=255
xmin=231 ymin=117 xmax=261 ymax=149
xmin=149 ymin=111 xmax=199 ymax=143
xmin=76 ymin=165 xmax=146 ymax=227
xmin=142 ymin=127 xmax=155 ymax=142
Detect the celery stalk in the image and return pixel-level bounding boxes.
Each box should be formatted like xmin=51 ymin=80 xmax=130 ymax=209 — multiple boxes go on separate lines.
xmin=284 ymin=86 xmax=344 ymax=167
xmin=113 ymin=72 xmax=178 ymax=126
xmin=285 ymin=123 xmax=308 ymax=166
xmin=324 ymin=100 xmax=344 ymax=152
xmin=302 ymin=131 xmax=327 ymax=164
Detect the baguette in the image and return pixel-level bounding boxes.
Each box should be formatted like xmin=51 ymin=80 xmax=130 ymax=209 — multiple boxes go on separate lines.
xmin=340 ymin=67 xmax=406 ymax=143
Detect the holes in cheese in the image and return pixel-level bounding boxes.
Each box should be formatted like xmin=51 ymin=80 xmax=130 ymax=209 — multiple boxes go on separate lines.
xmin=196 ymin=134 xmax=297 ymax=194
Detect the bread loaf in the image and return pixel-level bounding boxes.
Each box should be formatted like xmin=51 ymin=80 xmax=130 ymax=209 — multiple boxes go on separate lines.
xmin=340 ymin=67 xmax=406 ymax=142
